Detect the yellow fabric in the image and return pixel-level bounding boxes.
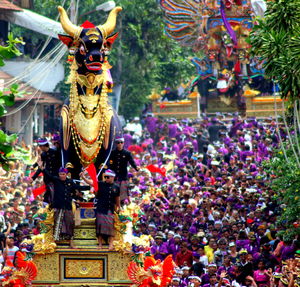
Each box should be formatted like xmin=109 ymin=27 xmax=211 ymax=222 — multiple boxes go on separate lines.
xmin=204 ymin=245 xmax=214 ymax=263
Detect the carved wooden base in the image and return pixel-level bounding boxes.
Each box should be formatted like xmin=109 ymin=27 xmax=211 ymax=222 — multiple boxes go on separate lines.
xmin=32 ymin=206 xmax=131 ymax=286
xmin=32 ymin=249 xmax=131 ymax=286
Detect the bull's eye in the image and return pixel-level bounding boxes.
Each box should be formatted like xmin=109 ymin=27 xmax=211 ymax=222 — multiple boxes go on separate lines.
xmin=79 ymin=45 xmax=86 ymax=55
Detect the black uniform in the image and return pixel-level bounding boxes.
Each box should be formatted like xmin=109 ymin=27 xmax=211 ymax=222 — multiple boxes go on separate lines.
xmin=43 ymin=170 xmax=90 ymax=240
xmin=32 ymin=148 xmax=61 ymax=203
xmin=32 ymin=148 xmax=61 ymax=182
xmin=95 ymin=181 xmax=120 ymax=236
xmin=96 ymin=181 xmax=120 ymax=214
xmin=108 ymin=149 xmax=138 ymax=181
xmin=43 ymin=170 xmax=90 ymax=210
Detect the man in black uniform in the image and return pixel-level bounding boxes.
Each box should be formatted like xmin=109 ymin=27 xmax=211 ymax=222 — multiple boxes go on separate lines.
xmin=108 ymin=137 xmax=139 ymax=203
xmin=30 ymin=138 xmax=61 ymax=203
xmin=40 ymin=164 xmax=90 ymax=248
xmin=94 ymin=169 xmax=120 ymax=250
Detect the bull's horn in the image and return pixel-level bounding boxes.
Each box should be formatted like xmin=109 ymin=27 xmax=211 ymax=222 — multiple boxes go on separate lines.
xmin=98 ymin=7 xmax=122 ymax=38
xmin=58 ymin=6 xmax=81 ymax=38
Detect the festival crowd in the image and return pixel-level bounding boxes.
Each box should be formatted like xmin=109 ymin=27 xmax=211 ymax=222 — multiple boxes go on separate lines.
xmin=0 ymin=113 xmax=299 ymax=287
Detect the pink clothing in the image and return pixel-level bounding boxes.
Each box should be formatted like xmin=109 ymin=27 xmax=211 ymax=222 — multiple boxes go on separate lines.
xmin=253 ymin=270 xmax=270 ymax=287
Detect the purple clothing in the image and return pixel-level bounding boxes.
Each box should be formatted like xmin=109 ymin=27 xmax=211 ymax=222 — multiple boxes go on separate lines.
xmin=168 ymin=123 xmax=178 ymax=138
xmin=201 ymin=273 xmax=211 ymax=285
xmin=281 ymin=244 xmax=296 ymax=260
xmin=218 ymin=265 xmax=235 ymax=278
xmin=171 ymin=144 xmax=180 ymax=155
xmin=150 ymin=242 xmax=169 ymax=260
xmin=168 ymin=243 xmax=181 ymax=260
xmin=146 ymin=117 xmax=158 ymax=133
xmin=239 ymin=150 xmax=254 ymax=162
xmin=247 ymin=243 xmax=259 ymax=255
xmin=123 ymin=133 xmax=132 ymax=149
xmin=236 ymin=239 xmax=251 ymax=250
xmin=192 ymin=139 xmax=198 ymax=152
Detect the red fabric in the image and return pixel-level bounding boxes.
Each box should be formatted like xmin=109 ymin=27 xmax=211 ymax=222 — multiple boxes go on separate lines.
xmin=146 ymin=165 xmax=166 ymax=177
xmin=175 ymin=250 xmax=193 ymax=267
xmin=81 ymin=20 xmax=95 ymax=28
xmin=29 ymin=171 xmax=42 ymax=178
xmin=234 ymin=60 xmax=241 ymax=74
xmin=32 ymin=185 xmax=46 ymax=198
xmin=85 ymin=163 xmax=98 ymax=193
xmin=128 ymin=145 xmax=143 ymax=154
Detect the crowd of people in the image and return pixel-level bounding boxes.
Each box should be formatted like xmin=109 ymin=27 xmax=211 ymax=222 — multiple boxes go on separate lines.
xmin=0 ymin=113 xmax=299 ymax=287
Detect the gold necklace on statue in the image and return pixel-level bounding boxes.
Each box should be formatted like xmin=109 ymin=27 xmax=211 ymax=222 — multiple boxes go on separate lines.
xmin=69 ymin=72 xmax=110 ymax=166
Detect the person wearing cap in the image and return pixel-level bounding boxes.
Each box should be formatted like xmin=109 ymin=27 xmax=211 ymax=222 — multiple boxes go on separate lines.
xmin=236 ymin=249 xmax=253 ymax=284
xmin=193 ymin=276 xmax=202 ymax=287
xmin=202 ymin=273 xmax=218 ymax=287
xmin=108 ymin=136 xmax=139 ymax=203
xmin=95 ymin=169 xmax=120 ymax=250
xmin=181 ymin=266 xmax=190 ymax=286
xmin=39 ymin=163 xmax=90 ymax=248
xmin=150 ymin=234 xmax=168 ymax=260
xmin=30 ymin=137 xmax=61 ymax=203
xmin=202 ymin=263 xmax=218 ymax=285
xmin=214 ymin=238 xmax=229 ymax=267
xmin=170 ymin=277 xmax=181 ymax=287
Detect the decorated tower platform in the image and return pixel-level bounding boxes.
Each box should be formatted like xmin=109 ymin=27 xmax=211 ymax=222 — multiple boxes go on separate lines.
xmin=32 ymin=204 xmax=131 ymax=287
xmin=149 ymin=90 xmax=285 ymax=118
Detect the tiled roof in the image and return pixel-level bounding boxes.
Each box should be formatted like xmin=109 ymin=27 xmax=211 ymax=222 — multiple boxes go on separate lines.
xmin=0 ymin=70 xmax=63 ymax=105
xmin=0 ymin=0 xmax=22 ymax=11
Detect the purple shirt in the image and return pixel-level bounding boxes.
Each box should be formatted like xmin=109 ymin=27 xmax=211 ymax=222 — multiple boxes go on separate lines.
xmin=151 ymin=242 xmax=169 ymax=260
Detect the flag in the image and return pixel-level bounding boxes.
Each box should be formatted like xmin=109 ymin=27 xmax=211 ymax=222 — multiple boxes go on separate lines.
xmin=32 ymin=185 xmax=46 ymax=198
xmin=29 ymin=171 xmax=42 ymax=178
xmin=85 ymin=163 xmax=98 ymax=192
xmin=146 ymin=165 xmax=166 ymax=177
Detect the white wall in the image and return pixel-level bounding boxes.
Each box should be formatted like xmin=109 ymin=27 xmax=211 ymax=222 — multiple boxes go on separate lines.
xmin=1 ymin=60 xmax=65 ymax=93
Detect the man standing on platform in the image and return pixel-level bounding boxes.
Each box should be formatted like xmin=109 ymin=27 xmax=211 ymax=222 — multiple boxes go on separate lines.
xmin=108 ymin=137 xmax=139 ymax=203
xmin=95 ymin=169 xmax=120 ymax=250
xmin=30 ymin=138 xmax=61 ymax=203
xmin=39 ymin=164 xmax=90 ymax=248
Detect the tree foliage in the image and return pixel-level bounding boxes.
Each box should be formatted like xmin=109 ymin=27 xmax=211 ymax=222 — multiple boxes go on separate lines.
xmin=12 ymin=0 xmax=194 ymax=118
xmin=263 ymin=141 xmax=300 ymax=240
xmin=109 ymin=0 xmax=194 ymax=118
xmin=0 ymin=35 xmax=25 ymax=170
xmin=249 ymin=0 xmax=300 ymax=103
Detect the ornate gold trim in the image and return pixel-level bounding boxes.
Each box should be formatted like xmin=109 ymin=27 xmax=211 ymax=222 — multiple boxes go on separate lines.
xmin=77 ymin=73 xmax=105 ymax=90
xmin=61 ymin=105 xmax=71 ymax=151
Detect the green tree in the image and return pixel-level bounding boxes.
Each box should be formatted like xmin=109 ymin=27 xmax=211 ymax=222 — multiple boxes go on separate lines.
xmin=0 ymin=34 xmax=25 ymax=170
xmin=109 ymin=0 xmax=194 ymax=118
xmin=263 ymin=141 xmax=300 ymax=239
xmin=250 ymin=0 xmax=300 ymax=239
xmin=249 ymin=0 xmax=300 ymax=103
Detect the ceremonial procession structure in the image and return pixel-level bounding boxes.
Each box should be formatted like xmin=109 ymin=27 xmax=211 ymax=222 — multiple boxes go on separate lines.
xmin=0 ymin=4 xmax=161 ymax=287
xmin=1 ymin=1 xmax=300 ymax=287
xmin=149 ymin=0 xmax=285 ymax=118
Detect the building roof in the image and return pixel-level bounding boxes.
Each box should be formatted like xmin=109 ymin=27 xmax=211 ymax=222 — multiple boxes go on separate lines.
xmin=0 ymin=0 xmax=23 ymax=11
xmin=0 ymin=70 xmax=63 ymax=105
